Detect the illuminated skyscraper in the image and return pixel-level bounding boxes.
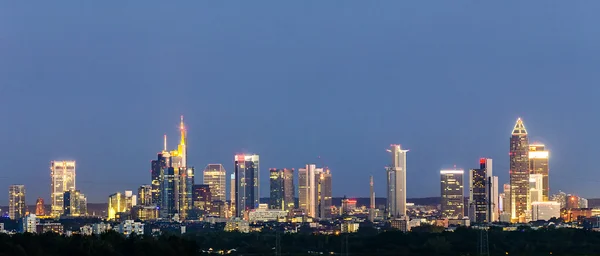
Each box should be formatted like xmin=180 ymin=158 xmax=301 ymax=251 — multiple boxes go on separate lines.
xmin=529 ymin=144 xmax=549 ymax=201
xmin=35 ymin=198 xmax=45 ymax=216
xmin=179 ymin=167 xmax=194 ymax=220
xmin=502 ymin=184 xmax=511 ymax=214
xmin=9 ymin=185 xmax=26 ymax=220
xmin=269 ymin=168 xmax=295 ymax=211
xmin=298 ymin=164 xmax=319 ymax=217
xmin=50 ymin=161 xmax=76 ymax=217
xmin=469 ymin=158 xmax=496 ymax=223
xmin=63 ymin=190 xmax=86 ymax=217
xmin=203 ymin=164 xmax=226 ymax=202
xmin=153 ymin=116 xmax=194 ymax=220
xmin=510 ymin=118 xmax=529 ymax=222
xmin=108 ymin=191 xmax=136 ymax=220
xmin=317 ymin=168 xmax=332 ymax=219
xmin=440 ymin=169 xmax=464 ymax=219
xmin=386 ymin=144 xmax=408 ymax=218
xmin=529 ymin=174 xmax=544 ymax=204
xmin=137 ymin=185 xmax=152 ymax=206
xmin=234 ymin=154 xmax=260 ymax=217
xmin=230 ymin=174 xmax=235 ymax=217
xmin=192 ymin=184 xmax=212 ymax=215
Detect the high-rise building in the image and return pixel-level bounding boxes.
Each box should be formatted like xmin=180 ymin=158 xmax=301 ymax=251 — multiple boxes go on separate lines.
xmin=491 ymin=176 xmax=499 ymax=222
xmin=298 ymin=164 xmax=332 ymax=219
xmin=440 ymin=169 xmax=464 ymax=219
xmin=298 ymin=164 xmax=317 ymax=217
xmin=298 ymin=164 xmax=318 ymax=217
xmin=153 ymin=116 xmax=194 ymax=220
xmin=369 ymin=176 xmax=375 ymax=222
xmin=179 ymin=167 xmax=194 ymax=220
xmin=35 ymin=198 xmax=45 ymax=216
xmin=192 ymin=184 xmax=211 ymax=216
xmin=137 ymin=185 xmax=152 ymax=206
xmin=204 ymin=164 xmax=226 ymax=202
xmin=502 ymin=184 xmax=511 ymax=214
xmin=151 ymin=150 xmax=167 ymax=207
xmin=386 ymin=144 xmax=408 ymax=218
xmin=160 ymin=166 xmax=177 ymax=218
xmin=510 ymin=118 xmax=529 ymax=222
xmin=234 ymin=154 xmax=260 ymax=217
xmin=529 ymin=174 xmax=544 ymax=205
xmin=230 ymin=174 xmax=236 ymax=217
xmin=9 ymin=185 xmax=26 ymax=220
xmin=108 ymin=191 xmax=136 ymax=220
xmin=50 ymin=161 xmax=76 ymax=217
xmin=469 ymin=158 xmax=495 ymax=223
xmin=269 ymin=168 xmax=295 ymax=211
xmin=317 ymin=168 xmax=333 ymax=219
xmin=63 ymin=190 xmax=86 ymax=217
xmin=529 ymin=144 xmax=549 ymax=201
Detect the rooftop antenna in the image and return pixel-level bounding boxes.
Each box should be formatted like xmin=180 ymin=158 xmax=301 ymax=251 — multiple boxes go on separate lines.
xmin=163 ymin=134 xmax=167 ymax=151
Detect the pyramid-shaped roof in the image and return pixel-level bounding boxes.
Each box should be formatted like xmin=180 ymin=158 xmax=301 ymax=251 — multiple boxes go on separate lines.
xmin=512 ymin=118 xmax=528 ymax=135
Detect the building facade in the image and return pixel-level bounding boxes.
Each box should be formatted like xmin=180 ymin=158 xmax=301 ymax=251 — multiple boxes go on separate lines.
xmin=204 ymin=164 xmax=226 ymax=202
xmin=469 ymin=158 xmax=496 ymax=223
xmin=50 ymin=161 xmax=76 ymax=217
xmin=63 ymin=190 xmax=87 ymax=217
xmin=269 ymin=168 xmax=295 ymax=211
xmin=36 ymin=197 xmax=45 ymax=216
xmin=529 ymin=144 xmax=549 ymax=201
xmin=386 ymin=144 xmax=408 ymax=218
xmin=440 ymin=169 xmax=464 ymax=219
xmin=137 ymin=185 xmax=152 ymax=206
xmin=510 ymin=118 xmax=529 ymax=222
xmin=152 ymin=116 xmax=194 ymax=220
xmin=108 ymin=191 xmax=136 ymax=220
xmin=234 ymin=154 xmax=260 ymax=217
xmin=230 ymin=174 xmax=235 ymax=217
xmin=317 ymin=168 xmax=333 ymax=219
xmin=298 ymin=164 xmax=318 ymax=217
xmin=531 ymin=201 xmax=561 ymax=221
xmin=192 ymin=184 xmax=212 ymax=216
xmin=9 ymin=185 xmax=26 ymax=220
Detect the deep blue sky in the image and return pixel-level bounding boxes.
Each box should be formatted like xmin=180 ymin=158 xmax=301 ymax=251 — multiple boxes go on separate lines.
xmin=1 ymin=1 xmax=599 ymax=204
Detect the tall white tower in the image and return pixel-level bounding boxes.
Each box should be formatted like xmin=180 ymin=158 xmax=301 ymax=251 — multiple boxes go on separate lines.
xmin=386 ymin=144 xmax=408 ymax=218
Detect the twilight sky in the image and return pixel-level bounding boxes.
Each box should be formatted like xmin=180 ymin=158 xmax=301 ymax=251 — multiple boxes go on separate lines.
xmin=0 ymin=1 xmax=599 ymax=204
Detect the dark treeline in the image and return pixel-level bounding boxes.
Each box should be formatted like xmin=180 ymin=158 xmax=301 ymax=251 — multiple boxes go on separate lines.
xmin=0 ymin=226 xmax=599 ymax=256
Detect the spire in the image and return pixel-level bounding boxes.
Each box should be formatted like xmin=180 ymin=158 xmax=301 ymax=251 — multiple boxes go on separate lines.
xmin=179 ymin=115 xmax=186 ymax=146
xmin=512 ymin=117 xmax=528 ymax=135
xmin=163 ymin=134 xmax=167 ymax=152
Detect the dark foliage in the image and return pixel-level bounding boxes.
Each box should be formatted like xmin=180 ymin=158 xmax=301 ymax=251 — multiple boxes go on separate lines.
xmin=1 ymin=228 xmax=600 ymax=255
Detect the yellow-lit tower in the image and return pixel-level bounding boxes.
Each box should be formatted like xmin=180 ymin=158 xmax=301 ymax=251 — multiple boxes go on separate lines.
xmin=510 ymin=118 xmax=529 ymax=223
xmin=178 ymin=115 xmax=187 ymax=168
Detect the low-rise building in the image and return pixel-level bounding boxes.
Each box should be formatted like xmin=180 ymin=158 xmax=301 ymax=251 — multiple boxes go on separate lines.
xmin=248 ymin=204 xmax=287 ymax=223
xmin=531 ymin=201 xmax=561 ymax=221
xmin=92 ymin=223 xmax=111 ymax=235
xmin=390 ymin=216 xmax=409 ymax=232
xmin=340 ymin=222 xmax=359 ymax=233
xmin=36 ymin=223 xmax=63 ymax=234
xmin=225 ymin=218 xmax=249 ymax=233
xmin=21 ymin=214 xmax=39 ymax=233
xmin=80 ymin=225 xmax=93 ymax=236
xmin=131 ymin=206 xmax=159 ymax=221
xmin=118 ymin=220 xmax=144 ymax=236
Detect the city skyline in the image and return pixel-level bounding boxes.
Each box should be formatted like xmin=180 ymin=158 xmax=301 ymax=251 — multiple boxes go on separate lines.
xmin=1 ymin=1 xmax=598 ymax=205
xmin=0 ymin=116 xmax=575 ymax=205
